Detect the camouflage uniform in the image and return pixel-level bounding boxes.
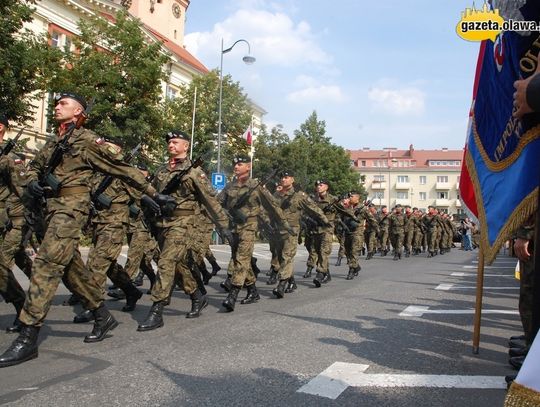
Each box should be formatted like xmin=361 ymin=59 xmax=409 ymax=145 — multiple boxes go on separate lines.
xmin=378 ymin=213 xmax=390 ymax=255
xmin=335 ymin=219 xmax=346 ymax=263
xmin=516 ymin=220 xmax=535 ymax=346
xmin=0 ymin=154 xmax=32 ymax=328
xmin=403 ymin=212 xmax=415 ymax=257
xmin=389 ymin=211 xmax=406 ymax=260
xmin=365 ymin=210 xmax=380 ymax=259
xmin=422 ymin=212 xmax=439 ymax=256
xmin=20 ymin=127 xmax=154 ymax=327
xmin=343 ymin=204 xmax=376 ymax=277
xmin=312 ymin=192 xmax=337 ymax=276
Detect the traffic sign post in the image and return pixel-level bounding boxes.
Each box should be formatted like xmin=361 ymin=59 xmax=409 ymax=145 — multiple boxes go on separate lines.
xmin=211 ymin=172 xmax=226 ymax=191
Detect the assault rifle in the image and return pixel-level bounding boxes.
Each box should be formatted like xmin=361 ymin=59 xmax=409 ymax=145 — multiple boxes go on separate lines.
xmin=1 ymin=127 xmax=26 ymax=157
xmin=90 ymin=142 xmax=142 ymax=211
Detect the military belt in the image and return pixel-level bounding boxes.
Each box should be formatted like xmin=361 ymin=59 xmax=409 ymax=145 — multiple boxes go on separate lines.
xmin=109 ymin=203 xmax=127 ymax=209
xmin=58 ymin=186 xmax=89 ymax=197
xmin=172 ymin=208 xmax=195 ymax=217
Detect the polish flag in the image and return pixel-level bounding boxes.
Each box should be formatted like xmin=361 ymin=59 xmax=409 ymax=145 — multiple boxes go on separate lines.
xmin=242 ymin=125 xmax=252 ymax=146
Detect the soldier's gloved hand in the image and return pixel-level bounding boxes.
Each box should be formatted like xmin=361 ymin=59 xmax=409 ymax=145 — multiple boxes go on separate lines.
xmin=220 ymin=228 xmax=234 ymax=245
xmin=141 ymin=194 xmax=160 ymax=215
xmin=27 ymin=180 xmax=44 ymax=199
xmin=154 ymin=193 xmax=175 ymax=207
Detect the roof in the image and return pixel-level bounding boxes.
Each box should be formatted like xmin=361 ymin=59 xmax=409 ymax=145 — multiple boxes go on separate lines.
xmin=144 ymin=25 xmax=208 ymax=74
xmin=348 ymin=146 xmax=464 ymax=169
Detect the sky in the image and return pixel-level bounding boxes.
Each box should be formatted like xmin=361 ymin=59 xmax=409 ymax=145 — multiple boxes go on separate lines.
xmin=183 ymin=0 xmax=482 ymax=150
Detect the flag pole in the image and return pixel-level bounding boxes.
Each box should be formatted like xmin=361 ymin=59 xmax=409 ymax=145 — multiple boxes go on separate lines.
xmin=190 ymin=87 xmax=197 ymax=160
xmin=249 ymin=117 xmax=254 ymax=179
xmin=472 ymin=247 xmax=485 ymax=354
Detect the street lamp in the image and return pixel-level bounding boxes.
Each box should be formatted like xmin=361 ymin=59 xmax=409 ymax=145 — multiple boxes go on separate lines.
xmin=217 ymin=38 xmax=255 ymax=174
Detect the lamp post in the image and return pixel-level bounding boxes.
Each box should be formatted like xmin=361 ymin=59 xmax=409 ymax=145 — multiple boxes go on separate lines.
xmin=217 ymin=38 xmax=255 ymax=174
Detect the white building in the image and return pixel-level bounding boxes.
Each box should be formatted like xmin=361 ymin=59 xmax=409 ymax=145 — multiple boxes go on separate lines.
xmin=349 ymin=145 xmax=465 ymax=215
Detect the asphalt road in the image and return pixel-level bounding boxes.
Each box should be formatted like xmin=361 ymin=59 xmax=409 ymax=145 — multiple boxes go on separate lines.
xmin=0 ymin=244 xmax=520 ymax=406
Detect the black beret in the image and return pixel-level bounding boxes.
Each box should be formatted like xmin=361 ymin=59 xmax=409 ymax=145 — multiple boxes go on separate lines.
xmin=315 ymin=179 xmax=329 ymax=186
xmin=395 ymin=204 xmax=402 ymax=208
xmin=165 ymin=130 xmax=190 ymax=142
xmin=0 ymin=114 xmax=8 ymax=128
xmin=280 ymin=170 xmax=294 ymax=178
xmin=232 ymin=155 xmax=251 ymax=165
xmin=55 ymin=92 xmax=87 ymax=110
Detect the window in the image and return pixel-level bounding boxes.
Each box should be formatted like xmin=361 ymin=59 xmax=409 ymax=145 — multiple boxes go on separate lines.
xmin=457 ymin=209 xmax=464 ymax=215
xmin=437 ymin=192 xmax=448 ymax=199
xmin=439 ymin=208 xmax=448 ymax=214
xmin=456 ymin=192 xmax=461 ymax=200
xmin=397 ymin=175 xmax=409 ymax=183
xmin=419 ymin=176 xmax=426 ymax=185
xmin=374 ymin=191 xmax=384 ymax=199
xmin=374 ymin=175 xmax=385 ymax=181
xmin=50 ymin=30 xmax=73 ymax=51
xmin=419 ymin=192 xmax=427 ymax=201
xmin=361 ymin=160 xmax=366 ymax=167
xmin=397 ymin=191 xmax=408 ymax=199
xmin=437 ymin=176 xmax=448 ymax=183
xmin=166 ymin=85 xmax=178 ymax=100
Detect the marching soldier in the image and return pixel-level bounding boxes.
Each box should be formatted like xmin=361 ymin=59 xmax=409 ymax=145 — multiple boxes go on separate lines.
xmin=218 ymin=155 xmax=284 ymax=310
xmin=423 ymin=206 xmax=439 ymax=257
xmin=378 ymin=205 xmax=390 ymax=256
xmin=389 ymin=204 xmax=406 ymax=260
xmin=403 ymin=205 xmax=415 ymax=257
xmin=137 ymin=130 xmax=231 ymax=331
xmin=365 ymin=203 xmax=380 ymax=259
xmin=0 ymin=93 xmax=164 ymax=368
xmin=274 ymin=171 xmax=328 ymax=293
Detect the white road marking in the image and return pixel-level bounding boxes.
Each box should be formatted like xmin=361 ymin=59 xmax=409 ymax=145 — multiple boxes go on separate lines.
xmin=435 ymin=284 xmax=518 ymax=291
xmin=463 ymin=265 xmax=513 ymax=269
xmin=472 ymin=260 xmax=515 ymax=264
xmin=297 ymin=362 xmax=505 ymax=400
xmin=451 ymin=272 xmax=514 ymax=277
xmin=399 ymin=305 xmax=519 ymax=317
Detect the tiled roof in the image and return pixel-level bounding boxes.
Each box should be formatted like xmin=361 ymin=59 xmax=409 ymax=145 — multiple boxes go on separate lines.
xmin=348 ymin=146 xmax=464 ymax=169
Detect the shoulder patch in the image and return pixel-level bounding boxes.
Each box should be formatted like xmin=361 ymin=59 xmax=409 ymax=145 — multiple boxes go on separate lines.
xmin=95 ymin=137 xmax=105 ymax=145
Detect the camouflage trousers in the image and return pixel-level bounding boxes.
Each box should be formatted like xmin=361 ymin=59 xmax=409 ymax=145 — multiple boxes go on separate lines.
xmin=228 ymin=228 xmax=257 ymax=287
xmin=345 ymin=229 xmax=364 ymax=269
xmin=20 ymin=209 xmax=102 ymax=326
xmin=379 ymin=229 xmax=390 ymax=252
xmin=151 ymin=225 xmax=198 ymax=302
xmin=276 ymin=229 xmax=299 ymax=280
xmin=390 ymin=231 xmax=404 ymax=255
xmin=404 ymin=230 xmax=414 ymax=253
xmin=0 ymin=224 xmax=32 ymax=306
xmin=125 ymin=228 xmax=158 ymax=279
xmin=365 ymin=230 xmax=378 ymax=254
xmin=519 ymin=254 xmax=535 ymax=346
xmin=305 ymin=233 xmax=317 ymax=268
xmin=268 ymin=234 xmax=281 ymax=273
xmin=413 ymin=230 xmax=423 ymax=251
xmin=87 ymin=221 xmax=133 ymax=297
xmin=313 ymin=231 xmax=332 ymax=274
xmin=427 ymin=228 xmax=437 ymax=253
xmin=336 ymin=231 xmax=346 ymax=258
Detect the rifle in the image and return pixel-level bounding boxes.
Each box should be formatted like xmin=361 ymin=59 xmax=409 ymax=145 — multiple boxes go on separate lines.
xmin=1 ymin=127 xmax=26 ymax=157
xmin=321 ymin=196 xmax=340 ymax=213
xmin=90 ymin=142 xmax=142 ymax=211
xmin=40 ymin=99 xmax=94 ymax=194
xmin=227 ymin=169 xmax=278 ymax=225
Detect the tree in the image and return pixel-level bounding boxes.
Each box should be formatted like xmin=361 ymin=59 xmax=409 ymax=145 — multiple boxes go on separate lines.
xmin=49 ymin=10 xmax=170 ymax=151
xmin=162 ymin=69 xmax=253 ymax=174
xmin=0 ymin=0 xmax=62 ymax=124
xmin=252 ymin=124 xmax=290 ymax=179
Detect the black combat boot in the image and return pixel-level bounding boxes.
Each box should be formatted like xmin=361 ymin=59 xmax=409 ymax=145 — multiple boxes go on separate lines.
xmin=6 ymin=300 xmax=24 ymax=333
xmin=210 ymin=259 xmax=221 ymax=276
xmin=84 ymin=305 xmax=119 ymax=343
xmin=241 ymin=284 xmax=260 ymax=304
xmin=273 ymin=279 xmax=288 ymax=298
xmin=321 ymin=271 xmax=332 ymax=283
xmin=353 ymin=266 xmax=360 ymax=276
xmin=440 ymin=249 xmax=445 ymax=255
xmin=62 ymin=293 xmax=81 ymax=306
xmin=285 ymin=277 xmax=297 ymax=293
xmin=383 ymin=249 xmax=388 ymax=257
xmin=0 ymin=324 xmax=40 ymax=368
xmin=132 ymin=270 xmax=144 ymax=287
xmin=251 ymin=257 xmax=261 ymax=278
xmin=303 ymin=266 xmax=313 ymax=278
xmin=313 ymin=272 xmax=324 ymax=288
xmin=267 ymin=269 xmax=278 ymax=285
xmin=222 ymin=285 xmax=241 ymax=312
xmin=266 ymin=266 xmax=274 ymax=277
xmin=346 ymin=269 xmax=355 ymax=280
xmin=398 ymin=252 xmax=402 ymax=260
xmin=220 ymin=276 xmax=233 ymax=292
xmin=366 ymin=252 xmax=373 ymax=260
xmin=137 ymin=301 xmax=165 ymax=331
xmin=393 ymin=253 xmax=399 ymax=261
xmin=405 ymin=250 xmax=410 ymax=258
xmin=121 ymin=283 xmax=143 ymax=312
xmin=335 ymin=256 xmax=342 ymax=266
xmin=73 ymin=309 xmax=94 ymax=324
xmin=186 ymin=290 xmax=208 ymax=318
xmin=198 ymin=262 xmax=212 ymax=285
xmin=107 ymin=288 xmax=126 ymax=300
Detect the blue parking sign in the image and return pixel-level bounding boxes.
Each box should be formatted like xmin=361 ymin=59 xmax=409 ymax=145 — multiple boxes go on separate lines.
xmin=211 ymin=172 xmax=226 ymax=190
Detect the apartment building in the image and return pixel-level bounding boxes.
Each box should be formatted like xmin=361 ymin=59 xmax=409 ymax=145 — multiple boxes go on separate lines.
xmin=349 ymin=145 xmax=464 ymax=215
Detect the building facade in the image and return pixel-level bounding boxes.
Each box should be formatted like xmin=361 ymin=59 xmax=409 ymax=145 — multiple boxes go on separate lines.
xmin=12 ymin=0 xmax=264 ymax=152
xmin=349 ymin=145 xmax=464 ymax=215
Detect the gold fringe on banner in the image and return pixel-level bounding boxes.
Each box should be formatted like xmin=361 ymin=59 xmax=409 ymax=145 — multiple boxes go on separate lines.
xmin=465 ymin=149 xmax=538 ymax=265
xmin=505 ymin=382 xmax=540 ymax=407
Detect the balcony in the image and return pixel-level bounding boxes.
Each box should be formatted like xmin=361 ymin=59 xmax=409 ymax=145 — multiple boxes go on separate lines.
xmin=455 ymin=199 xmax=462 ymax=207
xmin=371 ymin=181 xmax=387 ymax=190
xmin=435 ymin=198 xmax=450 ymax=207
xmin=436 ymin=182 xmax=451 ymax=190
xmin=395 ymin=182 xmax=410 ymax=190
xmin=371 ymin=198 xmax=385 ymax=206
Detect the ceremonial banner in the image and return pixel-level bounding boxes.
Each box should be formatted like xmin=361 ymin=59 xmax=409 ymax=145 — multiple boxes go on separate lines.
xmin=459 ymin=1 xmax=540 ymax=263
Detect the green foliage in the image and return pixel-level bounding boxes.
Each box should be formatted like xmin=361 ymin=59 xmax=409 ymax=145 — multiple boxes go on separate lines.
xmin=0 ymin=0 xmax=62 ymax=124
xmin=162 ymin=69 xmax=253 ymax=174
xmin=49 ymin=10 xmax=170 ymax=149
xmin=253 ymin=111 xmax=362 ymax=197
